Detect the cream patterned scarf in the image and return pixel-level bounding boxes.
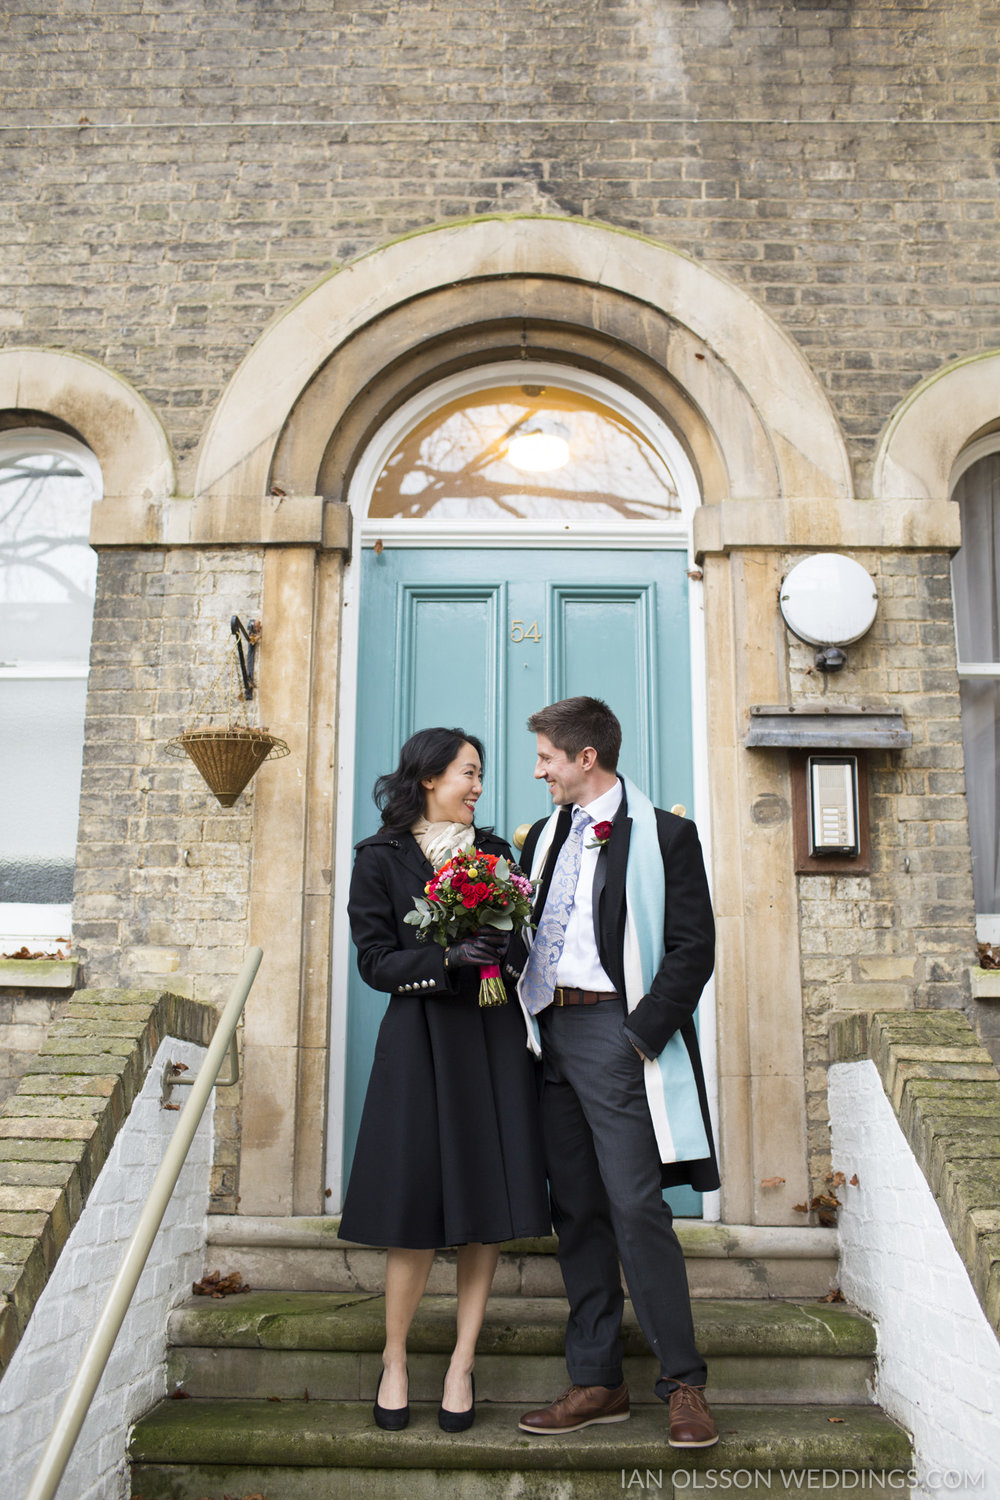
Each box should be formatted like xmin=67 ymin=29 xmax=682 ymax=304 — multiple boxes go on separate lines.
xmin=411 ymin=818 xmax=475 ymax=869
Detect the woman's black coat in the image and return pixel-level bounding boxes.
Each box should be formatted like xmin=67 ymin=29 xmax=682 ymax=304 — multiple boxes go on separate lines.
xmin=338 ymin=826 xmax=550 ymax=1250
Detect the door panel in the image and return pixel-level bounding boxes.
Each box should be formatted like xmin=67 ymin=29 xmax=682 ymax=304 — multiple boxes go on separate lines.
xmin=344 ymin=547 xmax=700 ymax=1212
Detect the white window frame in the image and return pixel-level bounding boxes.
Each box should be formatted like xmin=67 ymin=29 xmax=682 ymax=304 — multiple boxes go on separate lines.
xmin=950 ymin=435 xmax=1000 ymax=941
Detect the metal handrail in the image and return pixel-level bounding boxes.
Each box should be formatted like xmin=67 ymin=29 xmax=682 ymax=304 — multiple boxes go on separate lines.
xmin=25 ymin=946 xmax=263 ymax=1500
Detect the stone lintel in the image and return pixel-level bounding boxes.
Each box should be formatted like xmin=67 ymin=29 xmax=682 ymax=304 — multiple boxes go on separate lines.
xmin=693 ymin=496 xmax=960 ymax=558
xmin=89 ymin=494 xmax=350 ymax=551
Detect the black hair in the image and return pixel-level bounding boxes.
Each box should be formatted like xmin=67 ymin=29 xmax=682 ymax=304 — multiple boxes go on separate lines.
xmin=374 ymin=726 xmax=485 ymax=830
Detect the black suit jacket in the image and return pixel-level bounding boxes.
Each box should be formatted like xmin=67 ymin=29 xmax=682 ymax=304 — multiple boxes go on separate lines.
xmin=513 ymin=780 xmax=719 ymax=1191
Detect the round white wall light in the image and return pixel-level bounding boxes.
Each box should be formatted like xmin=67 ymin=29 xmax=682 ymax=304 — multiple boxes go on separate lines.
xmin=780 ymin=554 xmax=879 ymax=646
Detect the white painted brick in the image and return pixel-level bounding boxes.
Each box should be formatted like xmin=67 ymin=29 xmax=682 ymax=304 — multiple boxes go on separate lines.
xmin=0 ymin=1035 xmax=211 ymax=1500
xmin=829 ymin=1060 xmax=1000 ymax=1500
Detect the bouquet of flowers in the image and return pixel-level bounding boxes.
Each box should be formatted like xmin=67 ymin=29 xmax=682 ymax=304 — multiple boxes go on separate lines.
xmin=404 ymin=848 xmax=534 ymax=1007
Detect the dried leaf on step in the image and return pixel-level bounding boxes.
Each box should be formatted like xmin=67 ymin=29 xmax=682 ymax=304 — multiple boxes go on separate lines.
xmin=818 ymin=1288 xmax=845 ymax=1303
xmin=760 ymin=1175 xmax=785 ymax=1188
xmin=192 ymin=1269 xmax=251 ymax=1297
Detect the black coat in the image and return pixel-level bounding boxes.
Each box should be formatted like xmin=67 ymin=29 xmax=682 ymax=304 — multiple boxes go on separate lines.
xmin=338 ymin=826 xmax=551 ymax=1249
xmin=512 ymin=785 xmax=720 ymax=1193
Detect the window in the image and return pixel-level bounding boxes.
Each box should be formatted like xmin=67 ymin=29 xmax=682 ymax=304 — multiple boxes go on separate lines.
xmin=951 ymin=445 xmax=1000 ymax=932
xmin=370 ymin=379 xmax=682 ymax=522
xmin=0 ymin=428 xmax=101 ymax=949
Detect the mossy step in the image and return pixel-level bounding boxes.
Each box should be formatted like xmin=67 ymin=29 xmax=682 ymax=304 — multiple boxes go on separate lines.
xmin=168 ymin=1292 xmax=876 ymax=1359
xmin=129 ymin=1401 xmax=911 ymax=1494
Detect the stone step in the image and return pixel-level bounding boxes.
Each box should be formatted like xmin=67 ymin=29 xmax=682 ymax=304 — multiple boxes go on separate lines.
xmin=205 ymin=1217 xmax=841 ymax=1299
xmin=166 ymin=1293 xmax=877 ymax=1407
xmin=129 ymin=1399 xmax=913 ymax=1500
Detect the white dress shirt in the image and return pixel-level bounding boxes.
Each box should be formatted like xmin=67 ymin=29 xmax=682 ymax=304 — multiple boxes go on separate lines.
xmin=554 ymin=779 xmax=623 ymax=991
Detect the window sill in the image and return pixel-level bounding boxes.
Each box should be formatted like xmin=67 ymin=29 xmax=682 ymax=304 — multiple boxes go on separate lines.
xmin=0 ymin=957 xmax=79 ymax=990
xmin=970 ymin=966 xmax=1000 ymax=1002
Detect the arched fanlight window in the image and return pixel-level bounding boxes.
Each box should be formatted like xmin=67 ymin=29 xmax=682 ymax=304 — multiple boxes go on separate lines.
xmin=369 ymin=380 xmax=683 ymax=523
xmin=951 ymin=442 xmax=1000 ymax=926
xmin=0 ymin=428 xmax=102 ymax=945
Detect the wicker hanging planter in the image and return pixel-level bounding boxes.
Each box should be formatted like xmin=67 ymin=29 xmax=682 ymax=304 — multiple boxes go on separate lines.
xmin=165 ymin=726 xmax=290 ymax=807
xmin=165 ymin=617 xmax=290 ymax=807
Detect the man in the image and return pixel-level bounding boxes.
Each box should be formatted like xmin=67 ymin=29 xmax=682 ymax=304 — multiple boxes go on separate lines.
xmin=510 ymin=696 xmax=719 ymax=1448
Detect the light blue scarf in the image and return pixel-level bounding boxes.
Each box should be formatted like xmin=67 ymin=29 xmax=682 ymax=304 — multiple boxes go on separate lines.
xmin=620 ymin=776 xmax=711 ymax=1165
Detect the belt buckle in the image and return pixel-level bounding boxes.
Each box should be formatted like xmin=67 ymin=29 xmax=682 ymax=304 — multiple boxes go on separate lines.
xmin=553 ymin=986 xmax=568 ymax=1007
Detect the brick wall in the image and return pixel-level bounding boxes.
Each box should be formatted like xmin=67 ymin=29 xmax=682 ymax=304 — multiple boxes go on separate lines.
xmin=829 ymin=1055 xmax=1000 ymax=1497
xmin=74 ymin=548 xmax=263 ymax=1002
xmin=0 ymin=995 xmax=67 ymax=1110
xmin=0 ymin=1034 xmax=212 ymax=1500
xmin=793 ymin=550 xmax=979 ymax=1186
xmin=3 ymin=0 xmax=1000 ymax=490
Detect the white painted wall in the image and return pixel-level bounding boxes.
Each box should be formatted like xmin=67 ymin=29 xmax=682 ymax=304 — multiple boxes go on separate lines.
xmin=829 ymin=1059 xmax=1000 ymax=1500
xmin=0 ymin=1036 xmax=212 ymax=1500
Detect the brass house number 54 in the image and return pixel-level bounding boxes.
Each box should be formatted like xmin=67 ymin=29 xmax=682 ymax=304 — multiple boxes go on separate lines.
xmin=510 ymin=619 xmax=542 ymax=643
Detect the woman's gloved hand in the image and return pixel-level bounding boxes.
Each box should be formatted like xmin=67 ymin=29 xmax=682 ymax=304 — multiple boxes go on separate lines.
xmin=444 ymin=928 xmax=508 ymax=971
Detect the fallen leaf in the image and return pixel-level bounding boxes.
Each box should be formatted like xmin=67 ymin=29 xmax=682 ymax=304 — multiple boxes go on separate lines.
xmin=827 ymin=1170 xmax=846 ymax=1188
xmin=373 ymin=538 xmax=384 ymax=555
xmin=792 ymin=1202 xmax=809 ymax=1213
xmin=828 ymin=1416 xmax=846 ymax=1423
xmin=266 ymin=1395 xmax=282 ymax=1402
xmin=193 ymin=1269 xmax=251 ymax=1297
xmin=818 ymin=1288 xmax=845 ymax=1303
xmin=303 ymin=1388 xmax=310 ymax=1402
xmin=850 ymin=1173 xmax=859 ymax=1186
xmin=760 ymin=1175 xmax=785 ymax=1189
xmin=169 ymin=1388 xmax=191 ymax=1400
xmin=818 ymin=1211 xmax=837 ymax=1227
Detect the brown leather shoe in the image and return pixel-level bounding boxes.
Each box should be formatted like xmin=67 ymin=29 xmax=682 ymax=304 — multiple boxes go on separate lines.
xmin=518 ymin=1382 xmax=630 ymax=1434
xmin=667 ymin=1381 xmax=719 ymax=1448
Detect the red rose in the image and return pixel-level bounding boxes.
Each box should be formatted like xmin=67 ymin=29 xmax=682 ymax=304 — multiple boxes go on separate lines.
xmin=588 ymin=820 xmax=613 ymax=847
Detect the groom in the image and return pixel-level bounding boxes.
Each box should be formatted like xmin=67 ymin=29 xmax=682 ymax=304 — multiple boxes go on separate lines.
xmin=511 ymin=696 xmax=719 ymax=1447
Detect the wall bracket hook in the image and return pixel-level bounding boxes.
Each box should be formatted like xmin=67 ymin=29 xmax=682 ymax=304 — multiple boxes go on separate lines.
xmin=230 ymin=616 xmax=261 ymax=700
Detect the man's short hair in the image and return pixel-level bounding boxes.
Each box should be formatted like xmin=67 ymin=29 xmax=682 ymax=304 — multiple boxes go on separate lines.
xmin=527 ymin=696 xmax=622 ymax=772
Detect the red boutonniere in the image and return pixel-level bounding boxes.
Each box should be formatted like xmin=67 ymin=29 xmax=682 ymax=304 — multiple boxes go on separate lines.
xmin=587 ymin=820 xmax=613 ymax=848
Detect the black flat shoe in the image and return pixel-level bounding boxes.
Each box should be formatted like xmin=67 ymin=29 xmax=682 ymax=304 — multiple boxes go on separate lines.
xmin=374 ymin=1369 xmax=409 ymax=1431
xmin=438 ymin=1371 xmax=475 ymax=1433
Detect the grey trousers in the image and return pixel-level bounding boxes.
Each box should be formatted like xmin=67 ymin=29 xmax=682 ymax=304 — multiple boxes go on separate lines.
xmin=538 ymin=1001 xmax=706 ymax=1398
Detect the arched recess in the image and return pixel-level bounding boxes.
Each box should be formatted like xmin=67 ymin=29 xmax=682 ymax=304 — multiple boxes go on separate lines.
xmin=874 ymin=349 xmax=1000 ymax=501
xmin=0 ymin=348 xmax=174 ymax=503
xmin=194 ymin=217 xmax=852 ymax=507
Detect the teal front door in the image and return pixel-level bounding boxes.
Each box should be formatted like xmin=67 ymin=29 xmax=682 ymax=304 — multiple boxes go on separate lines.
xmin=344 ymin=546 xmax=702 ymax=1211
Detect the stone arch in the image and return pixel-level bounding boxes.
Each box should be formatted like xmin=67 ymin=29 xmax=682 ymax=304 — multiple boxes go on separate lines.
xmin=0 ymin=347 xmax=174 ymax=503
xmin=194 ymin=217 xmax=853 ymax=507
xmin=874 ymin=349 xmax=1000 ymax=500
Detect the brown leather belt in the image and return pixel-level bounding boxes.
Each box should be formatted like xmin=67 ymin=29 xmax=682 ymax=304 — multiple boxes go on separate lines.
xmin=552 ymin=987 xmax=621 ymax=1007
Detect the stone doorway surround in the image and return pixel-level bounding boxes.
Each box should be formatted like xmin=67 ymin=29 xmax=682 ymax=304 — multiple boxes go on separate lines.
xmin=7 ymin=218 xmax=966 ymax=1225
xmin=186 ymin=215 xmax=854 ymax=1226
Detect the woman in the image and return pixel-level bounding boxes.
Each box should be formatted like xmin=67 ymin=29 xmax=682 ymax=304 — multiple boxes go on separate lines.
xmin=339 ymin=727 xmax=550 ymax=1433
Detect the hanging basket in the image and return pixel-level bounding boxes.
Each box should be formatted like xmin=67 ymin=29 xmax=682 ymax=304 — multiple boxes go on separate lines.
xmin=165 ymin=726 xmax=290 ymax=807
